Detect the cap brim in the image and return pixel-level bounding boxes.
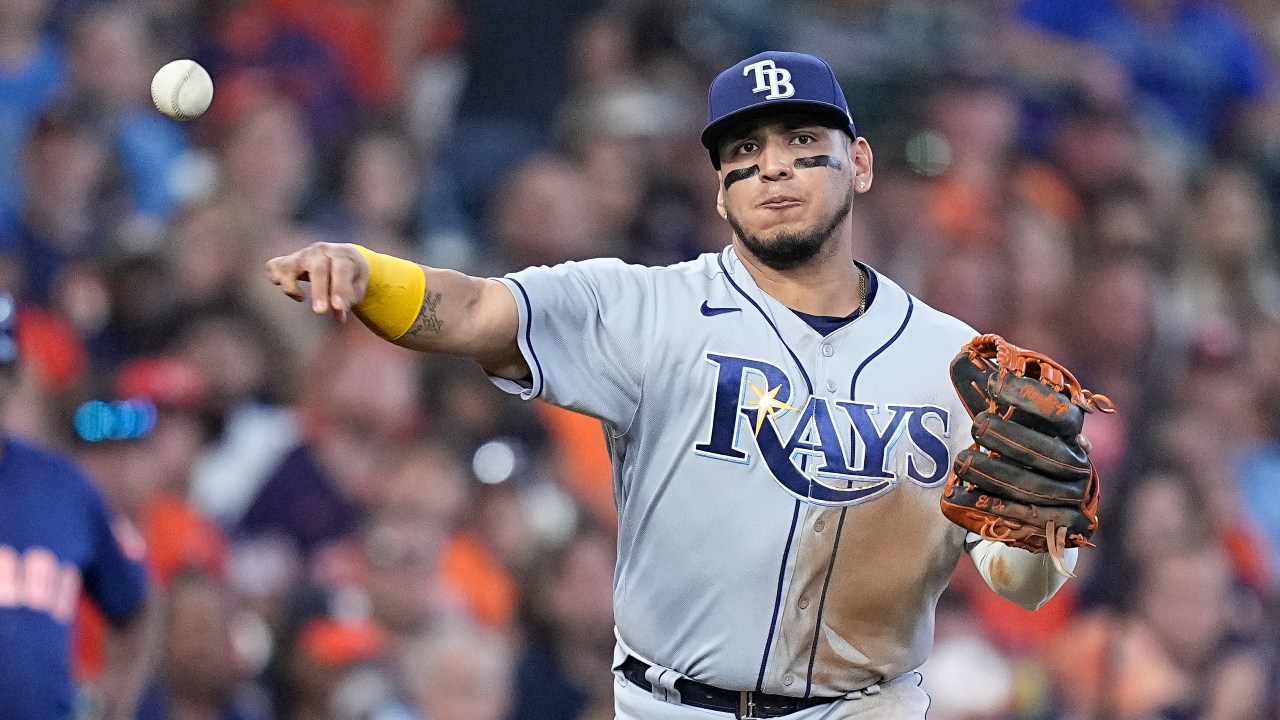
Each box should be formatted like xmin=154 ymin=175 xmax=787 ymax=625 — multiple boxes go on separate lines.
xmin=701 ymin=100 xmax=855 ymax=168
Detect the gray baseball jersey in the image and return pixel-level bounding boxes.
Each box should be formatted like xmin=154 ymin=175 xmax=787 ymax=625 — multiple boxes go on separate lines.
xmin=491 ymin=245 xmax=978 ymax=697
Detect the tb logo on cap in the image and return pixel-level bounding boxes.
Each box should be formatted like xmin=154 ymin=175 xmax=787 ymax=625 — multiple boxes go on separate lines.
xmin=743 ymin=59 xmax=794 ymax=100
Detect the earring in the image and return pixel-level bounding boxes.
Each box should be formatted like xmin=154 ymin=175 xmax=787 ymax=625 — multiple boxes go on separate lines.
xmin=859 ymin=182 xmax=866 ymax=188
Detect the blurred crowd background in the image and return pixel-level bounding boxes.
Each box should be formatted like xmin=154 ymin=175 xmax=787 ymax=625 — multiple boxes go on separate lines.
xmin=3 ymin=0 xmax=1280 ymax=718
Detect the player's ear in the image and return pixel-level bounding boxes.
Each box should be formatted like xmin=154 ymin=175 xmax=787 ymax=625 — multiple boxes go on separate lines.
xmin=716 ymin=183 xmax=727 ymax=219
xmin=852 ymin=137 xmax=873 ymax=193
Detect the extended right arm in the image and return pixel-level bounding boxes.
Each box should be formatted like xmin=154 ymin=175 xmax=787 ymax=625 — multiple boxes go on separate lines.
xmin=265 ymin=242 xmax=529 ymax=380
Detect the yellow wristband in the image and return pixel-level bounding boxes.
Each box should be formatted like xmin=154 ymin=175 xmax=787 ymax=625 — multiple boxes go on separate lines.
xmin=351 ymin=245 xmax=427 ymax=341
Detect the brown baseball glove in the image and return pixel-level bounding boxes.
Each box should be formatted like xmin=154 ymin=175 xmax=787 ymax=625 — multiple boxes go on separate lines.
xmin=941 ymin=334 xmax=1115 ymax=577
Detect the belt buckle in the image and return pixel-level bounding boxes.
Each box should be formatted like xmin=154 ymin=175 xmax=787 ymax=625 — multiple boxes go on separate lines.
xmin=737 ymin=691 xmax=757 ymax=719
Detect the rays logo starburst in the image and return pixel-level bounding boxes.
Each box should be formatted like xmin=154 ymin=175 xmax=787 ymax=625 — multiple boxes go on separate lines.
xmin=746 ymin=381 xmax=798 ymax=435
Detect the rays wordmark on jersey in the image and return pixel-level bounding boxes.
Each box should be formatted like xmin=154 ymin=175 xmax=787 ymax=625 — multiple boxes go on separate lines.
xmin=694 ymin=354 xmax=951 ymax=507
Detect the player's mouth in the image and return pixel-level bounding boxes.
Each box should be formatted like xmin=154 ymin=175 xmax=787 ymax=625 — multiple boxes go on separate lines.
xmin=759 ymin=194 xmax=803 ymax=209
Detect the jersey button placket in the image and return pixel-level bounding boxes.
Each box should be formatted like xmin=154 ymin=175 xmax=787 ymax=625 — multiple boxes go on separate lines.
xmin=821 ymin=343 xmax=834 ymax=357
xmin=825 ymin=380 xmax=836 ymax=393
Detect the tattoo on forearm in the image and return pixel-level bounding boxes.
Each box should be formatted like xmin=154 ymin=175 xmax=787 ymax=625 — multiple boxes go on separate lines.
xmin=410 ymin=291 xmax=445 ymax=335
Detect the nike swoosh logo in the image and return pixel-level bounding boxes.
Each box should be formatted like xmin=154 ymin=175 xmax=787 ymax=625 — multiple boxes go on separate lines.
xmin=700 ymin=301 xmax=741 ymax=317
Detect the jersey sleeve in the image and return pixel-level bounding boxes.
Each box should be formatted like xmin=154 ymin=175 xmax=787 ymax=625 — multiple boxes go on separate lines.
xmin=491 ymin=259 xmax=654 ymax=430
xmin=80 ymin=480 xmax=148 ymax=623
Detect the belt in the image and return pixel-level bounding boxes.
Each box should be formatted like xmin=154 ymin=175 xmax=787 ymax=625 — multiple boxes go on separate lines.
xmin=619 ymin=656 xmax=842 ymax=718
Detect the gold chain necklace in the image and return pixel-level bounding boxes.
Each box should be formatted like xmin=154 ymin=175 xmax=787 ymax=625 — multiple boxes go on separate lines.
xmin=857 ymin=265 xmax=868 ymax=316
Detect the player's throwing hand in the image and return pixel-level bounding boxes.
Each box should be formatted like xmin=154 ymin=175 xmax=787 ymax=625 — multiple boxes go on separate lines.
xmin=267 ymin=241 xmax=526 ymax=378
xmin=266 ymin=242 xmax=370 ymax=322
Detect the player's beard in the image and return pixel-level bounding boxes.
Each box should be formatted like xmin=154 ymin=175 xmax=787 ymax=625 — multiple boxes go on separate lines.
xmin=726 ymin=184 xmax=855 ymax=271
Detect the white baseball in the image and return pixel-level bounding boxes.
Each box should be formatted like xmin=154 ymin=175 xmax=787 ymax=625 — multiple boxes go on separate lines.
xmin=151 ymin=59 xmax=214 ymax=121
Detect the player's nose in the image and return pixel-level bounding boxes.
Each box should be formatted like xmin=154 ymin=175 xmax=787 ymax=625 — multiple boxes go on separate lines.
xmin=757 ymin=141 xmax=794 ymax=181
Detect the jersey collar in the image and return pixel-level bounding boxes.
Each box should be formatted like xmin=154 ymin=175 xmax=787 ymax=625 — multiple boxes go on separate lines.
xmin=719 ymin=245 xmax=905 ymax=340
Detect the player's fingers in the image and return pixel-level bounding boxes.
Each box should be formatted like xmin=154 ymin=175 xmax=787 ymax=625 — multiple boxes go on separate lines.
xmin=329 ymin=253 xmax=358 ymax=323
xmin=302 ymin=251 xmax=332 ymax=314
xmin=266 ymin=255 xmax=306 ymax=302
xmin=970 ymin=412 xmax=1090 ymax=483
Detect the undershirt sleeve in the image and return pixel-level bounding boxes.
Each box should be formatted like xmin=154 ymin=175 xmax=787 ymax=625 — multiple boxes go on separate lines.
xmin=966 ymin=532 xmax=1076 ymax=611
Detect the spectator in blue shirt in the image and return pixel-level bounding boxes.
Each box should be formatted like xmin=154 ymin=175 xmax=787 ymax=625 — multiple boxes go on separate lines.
xmin=68 ymin=5 xmax=189 ymax=222
xmin=0 ymin=0 xmax=69 ymax=219
xmin=1013 ymin=0 xmax=1270 ymax=149
xmin=0 ymin=108 xmax=111 ymax=309
xmin=0 ymin=293 xmax=161 ymax=720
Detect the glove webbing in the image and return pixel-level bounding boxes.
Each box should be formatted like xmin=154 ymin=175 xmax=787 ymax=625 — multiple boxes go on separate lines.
xmin=964 ymin=334 xmax=1116 ymax=416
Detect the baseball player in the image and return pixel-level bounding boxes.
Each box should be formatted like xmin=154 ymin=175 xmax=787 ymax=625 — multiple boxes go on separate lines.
xmin=0 ymin=293 xmax=159 ymax=720
xmin=268 ymin=51 xmax=1101 ymax=719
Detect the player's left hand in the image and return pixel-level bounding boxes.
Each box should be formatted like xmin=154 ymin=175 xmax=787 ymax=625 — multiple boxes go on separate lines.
xmin=940 ymin=334 xmax=1115 ymax=577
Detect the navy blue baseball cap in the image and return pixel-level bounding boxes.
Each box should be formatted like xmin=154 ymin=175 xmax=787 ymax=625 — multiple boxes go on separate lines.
xmin=702 ymin=51 xmax=857 ymax=169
